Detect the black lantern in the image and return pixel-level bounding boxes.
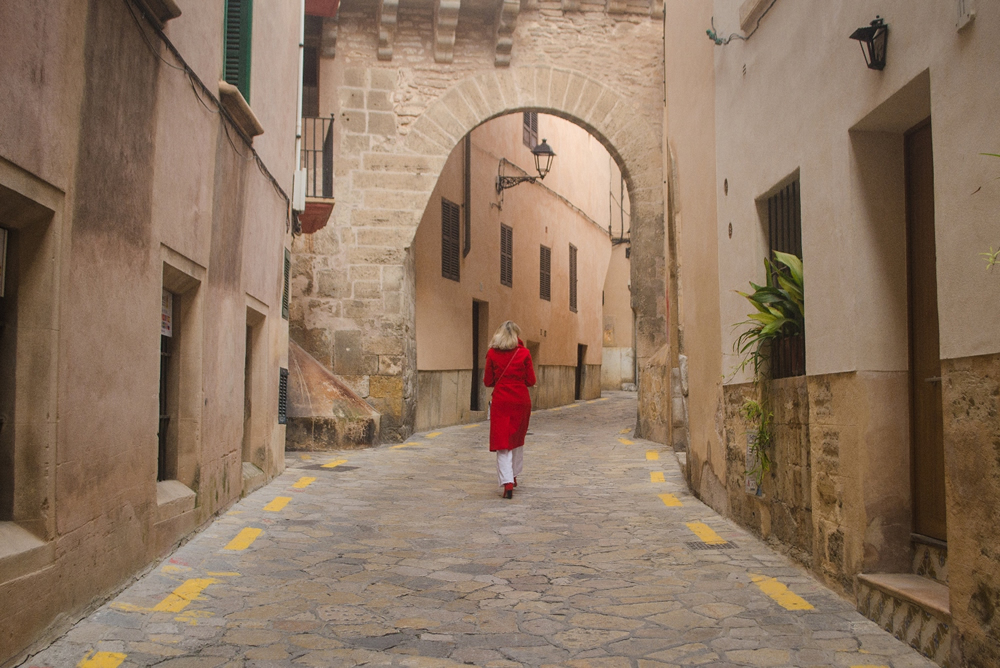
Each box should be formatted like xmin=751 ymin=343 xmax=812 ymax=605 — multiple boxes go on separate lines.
xmin=849 ymin=16 xmax=888 ymax=71
xmin=496 ymin=139 xmax=557 ymax=193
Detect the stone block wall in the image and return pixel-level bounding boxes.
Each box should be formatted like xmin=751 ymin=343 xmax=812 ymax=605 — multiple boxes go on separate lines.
xmin=723 ymin=378 xmax=813 ymax=563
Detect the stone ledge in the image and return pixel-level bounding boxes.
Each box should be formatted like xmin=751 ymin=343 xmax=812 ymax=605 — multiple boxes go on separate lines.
xmin=242 ymin=462 xmax=266 ymax=497
xmin=156 ymin=479 xmax=197 ymax=524
xmin=858 ymin=573 xmax=950 ymax=619
xmin=0 ymin=522 xmax=54 ymax=584
xmin=135 ymin=0 xmax=181 ymax=28
xmin=218 ymin=81 xmax=264 ymax=139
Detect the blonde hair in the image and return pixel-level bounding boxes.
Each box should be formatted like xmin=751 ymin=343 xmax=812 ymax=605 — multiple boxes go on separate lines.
xmin=489 ymin=320 xmax=521 ymax=350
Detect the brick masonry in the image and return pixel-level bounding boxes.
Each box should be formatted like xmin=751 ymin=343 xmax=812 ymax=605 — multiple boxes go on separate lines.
xmin=291 ymin=4 xmax=667 ymax=441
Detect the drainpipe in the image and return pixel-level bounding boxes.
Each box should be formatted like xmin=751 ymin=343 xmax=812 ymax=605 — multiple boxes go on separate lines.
xmin=294 ymin=0 xmax=305 ymax=197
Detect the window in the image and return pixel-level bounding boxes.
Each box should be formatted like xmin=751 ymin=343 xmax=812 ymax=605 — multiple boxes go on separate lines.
xmin=441 ymin=198 xmax=461 ymax=281
xmin=302 ymin=16 xmax=322 ymax=117
xmin=224 ymin=0 xmax=254 ymax=101
xmin=278 ymin=368 xmax=289 ymax=425
xmin=539 ymin=245 xmax=551 ymax=301
xmin=158 ymin=291 xmax=174 ymax=482
xmin=522 ymin=112 xmax=538 ymax=149
xmin=282 ymin=248 xmax=290 ymax=320
xmin=500 ymin=224 xmax=513 ymax=287
xmin=766 ymin=177 xmax=805 ymax=378
xmin=569 ymin=244 xmax=578 ymax=312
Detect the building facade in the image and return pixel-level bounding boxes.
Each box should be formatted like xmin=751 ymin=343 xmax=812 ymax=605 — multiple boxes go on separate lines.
xmin=666 ymin=2 xmax=1000 ymax=665
xmin=413 ymin=112 xmax=631 ymax=430
xmin=0 ymin=0 xmax=299 ymax=663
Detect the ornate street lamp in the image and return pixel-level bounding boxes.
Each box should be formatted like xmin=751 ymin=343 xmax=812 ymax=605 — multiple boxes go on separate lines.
xmin=849 ymin=16 xmax=888 ymax=71
xmin=496 ymin=139 xmax=556 ymax=194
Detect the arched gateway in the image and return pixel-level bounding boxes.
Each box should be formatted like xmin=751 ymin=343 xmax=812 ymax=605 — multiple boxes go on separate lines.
xmin=291 ymin=4 xmax=667 ymax=442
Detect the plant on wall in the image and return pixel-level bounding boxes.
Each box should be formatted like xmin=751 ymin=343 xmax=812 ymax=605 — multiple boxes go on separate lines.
xmin=732 ymin=251 xmax=804 ymax=487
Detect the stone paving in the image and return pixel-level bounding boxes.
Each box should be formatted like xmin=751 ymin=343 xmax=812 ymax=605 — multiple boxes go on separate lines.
xmin=22 ymin=392 xmax=937 ymax=668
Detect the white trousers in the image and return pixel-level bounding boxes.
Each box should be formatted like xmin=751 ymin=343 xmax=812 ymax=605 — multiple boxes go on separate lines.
xmin=496 ymin=446 xmax=524 ymax=487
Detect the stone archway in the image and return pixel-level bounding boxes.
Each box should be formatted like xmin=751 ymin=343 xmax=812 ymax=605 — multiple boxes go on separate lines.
xmin=291 ymin=13 xmax=667 ymax=442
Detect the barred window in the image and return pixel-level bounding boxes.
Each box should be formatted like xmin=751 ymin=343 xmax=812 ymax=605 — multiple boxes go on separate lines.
xmin=569 ymin=244 xmax=578 ymax=312
xmin=500 ymin=224 xmax=513 ymax=288
xmin=522 ymin=112 xmax=538 ymax=149
xmin=539 ymin=245 xmax=551 ymax=301
xmin=766 ymin=178 xmax=804 ymax=378
xmin=441 ymin=198 xmax=461 ymax=281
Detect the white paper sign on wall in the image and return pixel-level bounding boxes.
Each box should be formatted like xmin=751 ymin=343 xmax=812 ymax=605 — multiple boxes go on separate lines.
xmin=161 ymin=289 xmax=173 ymax=337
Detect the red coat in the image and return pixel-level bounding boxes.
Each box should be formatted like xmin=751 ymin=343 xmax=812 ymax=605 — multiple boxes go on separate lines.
xmin=484 ymin=342 xmax=536 ymax=451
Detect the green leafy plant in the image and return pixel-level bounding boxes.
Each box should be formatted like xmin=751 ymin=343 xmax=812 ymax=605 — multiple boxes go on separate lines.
xmin=741 ymin=398 xmax=773 ymax=485
xmin=732 ymin=251 xmax=804 ymax=488
xmin=733 ymin=251 xmax=805 ymax=378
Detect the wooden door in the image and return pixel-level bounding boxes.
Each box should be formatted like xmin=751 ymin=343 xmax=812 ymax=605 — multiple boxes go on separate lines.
xmin=906 ymin=120 xmax=946 ymax=541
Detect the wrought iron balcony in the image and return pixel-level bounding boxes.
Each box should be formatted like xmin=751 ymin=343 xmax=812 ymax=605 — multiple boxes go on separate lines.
xmin=300 ymin=115 xmax=334 ymax=199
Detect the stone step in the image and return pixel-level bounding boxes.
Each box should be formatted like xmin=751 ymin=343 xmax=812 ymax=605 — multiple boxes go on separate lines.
xmin=856 ymin=573 xmax=953 ymax=667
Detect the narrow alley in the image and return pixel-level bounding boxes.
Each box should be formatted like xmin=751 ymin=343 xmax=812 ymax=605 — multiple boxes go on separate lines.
xmin=23 ymin=394 xmax=936 ymax=668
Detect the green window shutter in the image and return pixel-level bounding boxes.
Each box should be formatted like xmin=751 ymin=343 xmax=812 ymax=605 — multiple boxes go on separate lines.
xmin=224 ymin=0 xmax=253 ymax=101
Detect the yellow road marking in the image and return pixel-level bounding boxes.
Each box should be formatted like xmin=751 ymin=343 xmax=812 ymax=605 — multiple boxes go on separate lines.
xmin=263 ymin=496 xmax=291 ymax=512
xmin=292 ymin=476 xmax=316 ymax=489
xmin=161 ymin=564 xmax=191 ymax=573
xmin=564 ymin=403 xmax=579 ymax=408
xmin=152 ymin=578 xmax=219 ymax=613
xmin=206 ymin=572 xmax=240 ymax=577
xmin=224 ymin=528 xmax=262 ymax=551
xmin=300 ymin=454 xmax=312 ymax=460
xmin=598 ymin=397 xmax=608 ymax=401
xmin=110 ymin=602 xmax=152 ymax=612
xmin=78 ymin=651 xmax=127 ymax=668
xmin=618 ymin=437 xmax=634 ymax=445
xmin=322 ymin=459 xmax=348 ymax=468
xmin=550 ymin=406 xmax=564 ymax=411
xmin=686 ymin=522 xmax=727 ymax=545
xmin=226 ymin=510 xmax=243 ymax=515
xmin=175 ymin=609 xmax=214 ymax=625
xmin=659 ymin=493 xmax=682 ymax=507
xmin=650 ymin=471 xmax=665 ymax=483
xmin=391 ymin=441 xmax=423 ymax=449
xmin=750 ymin=573 xmax=815 ymax=610
xmin=462 ymin=424 xmax=481 ymax=429
xmin=850 ymin=666 xmax=890 ymax=668
xmin=645 ymin=450 xmax=659 ymax=460
xmin=426 ymin=431 xmax=442 ymax=438
xmin=619 ymin=427 xmax=631 ymax=434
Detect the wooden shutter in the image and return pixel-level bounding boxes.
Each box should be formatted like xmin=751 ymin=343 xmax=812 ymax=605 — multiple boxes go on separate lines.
xmin=278 ymin=367 xmax=288 ymax=425
xmin=500 ymin=224 xmax=513 ymax=287
xmin=569 ymin=244 xmax=578 ymax=312
xmin=522 ymin=111 xmax=537 ymax=148
xmin=539 ymin=245 xmax=551 ymax=301
xmin=441 ymin=198 xmax=461 ymax=281
xmin=224 ymin=0 xmax=253 ymax=101
xmin=766 ymin=178 xmax=804 ymax=378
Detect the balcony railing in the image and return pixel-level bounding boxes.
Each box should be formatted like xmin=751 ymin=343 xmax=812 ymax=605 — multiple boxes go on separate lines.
xmin=300 ymin=115 xmax=334 ymax=199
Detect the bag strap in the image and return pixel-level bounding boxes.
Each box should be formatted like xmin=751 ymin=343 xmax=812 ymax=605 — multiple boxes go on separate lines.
xmin=494 ymin=348 xmax=521 ymax=383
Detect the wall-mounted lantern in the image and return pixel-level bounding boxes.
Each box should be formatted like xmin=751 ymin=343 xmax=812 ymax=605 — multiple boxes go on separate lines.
xmin=849 ymin=16 xmax=888 ymax=71
xmin=496 ymin=139 xmax=556 ymax=194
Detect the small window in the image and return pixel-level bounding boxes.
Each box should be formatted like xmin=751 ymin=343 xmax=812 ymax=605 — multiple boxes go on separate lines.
xmin=522 ymin=112 xmax=538 ymax=149
xmin=441 ymin=198 xmax=461 ymax=281
xmin=302 ymin=16 xmax=322 ymax=117
xmin=278 ymin=367 xmax=289 ymax=425
xmin=539 ymin=245 xmax=551 ymax=301
xmin=569 ymin=244 xmax=578 ymax=313
xmin=500 ymin=224 xmax=513 ymax=288
xmin=766 ymin=178 xmax=804 ymax=378
xmin=282 ymin=248 xmax=290 ymax=320
xmin=224 ymin=0 xmax=254 ymax=101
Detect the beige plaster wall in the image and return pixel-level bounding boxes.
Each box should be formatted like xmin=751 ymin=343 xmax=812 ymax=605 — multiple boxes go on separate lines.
xmin=602 ymin=244 xmax=635 ymax=390
xmin=0 ymin=1 xmax=297 ymax=663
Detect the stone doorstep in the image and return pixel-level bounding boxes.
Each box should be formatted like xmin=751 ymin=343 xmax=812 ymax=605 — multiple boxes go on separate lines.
xmin=0 ymin=522 xmax=54 ymax=583
xmin=858 ymin=573 xmax=951 ymax=621
xmin=242 ymin=462 xmax=266 ymax=497
xmin=156 ymin=479 xmax=197 ymax=524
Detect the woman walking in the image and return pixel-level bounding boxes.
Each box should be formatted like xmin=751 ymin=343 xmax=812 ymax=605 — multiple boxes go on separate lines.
xmin=484 ymin=321 xmax=536 ymax=499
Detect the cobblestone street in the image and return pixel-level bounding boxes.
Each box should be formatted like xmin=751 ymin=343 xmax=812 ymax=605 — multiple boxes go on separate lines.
xmin=23 ymin=393 xmax=936 ymax=668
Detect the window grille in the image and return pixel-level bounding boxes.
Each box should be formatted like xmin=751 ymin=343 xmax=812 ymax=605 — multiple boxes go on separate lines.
xmin=539 ymin=245 xmax=551 ymax=301
xmin=223 ymin=0 xmax=254 ymax=101
xmin=500 ymin=224 xmax=513 ymax=287
xmin=282 ymin=248 xmax=290 ymax=320
xmin=766 ymin=178 xmax=805 ymax=378
xmin=569 ymin=244 xmax=578 ymax=312
xmin=441 ymin=198 xmax=461 ymax=281
xmin=522 ymin=112 xmax=538 ymax=149
xmin=278 ymin=367 xmax=289 ymax=425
